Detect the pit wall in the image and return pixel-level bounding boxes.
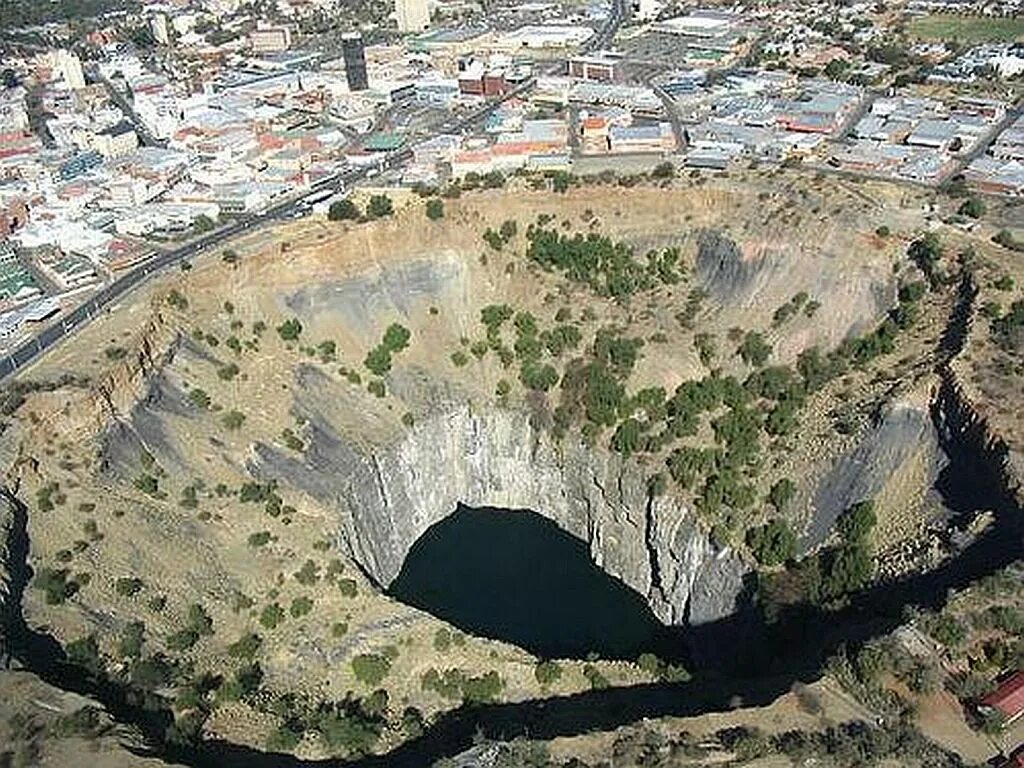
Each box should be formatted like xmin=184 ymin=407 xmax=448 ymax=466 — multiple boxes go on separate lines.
xmin=250 ymin=404 xmax=749 ymax=627
xmin=937 ymin=272 xmax=1024 ymax=513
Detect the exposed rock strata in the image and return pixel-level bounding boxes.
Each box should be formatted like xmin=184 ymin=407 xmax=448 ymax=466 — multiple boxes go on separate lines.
xmin=809 ymin=397 xmax=942 ymax=549
xmin=0 ymin=492 xmax=13 ymax=655
xmin=251 ymin=404 xmax=747 ymax=627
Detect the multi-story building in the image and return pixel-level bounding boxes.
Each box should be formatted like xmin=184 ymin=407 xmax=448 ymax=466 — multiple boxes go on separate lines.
xmin=0 ymin=197 xmax=29 ymax=237
xmin=342 ymin=32 xmax=369 ymax=92
xmin=93 ymin=121 xmax=139 ymax=158
xmin=250 ymin=23 xmax=293 ymax=53
xmin=59 ymin=50 xmax=86 ymax=90
xmin=568 ymin=53 xmax=621 ymax=83
xmin=396 ymin=0 xmax=430 ymax=34
xmin=151 ymin=13 xmax=171 ymax=45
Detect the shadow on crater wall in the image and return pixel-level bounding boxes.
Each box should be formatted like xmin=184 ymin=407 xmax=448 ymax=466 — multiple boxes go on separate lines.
xmin=388 ymin=504 xmax=686 ymax=660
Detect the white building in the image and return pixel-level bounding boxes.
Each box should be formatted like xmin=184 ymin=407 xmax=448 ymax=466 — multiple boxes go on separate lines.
xmin=151 ymin=13 xmax=171 ymax=45
xmin=250 ymin=23 xmax=293 ymax=53
xmin=59 ymin=50 xmax=86 ymax=90
xmin=396 ymin=0 xmax=430 ymax=33
xmin=92 ymin=121 xmax=139 ymax=158
xmin=634 ymin=0 xmax=663 ymax=21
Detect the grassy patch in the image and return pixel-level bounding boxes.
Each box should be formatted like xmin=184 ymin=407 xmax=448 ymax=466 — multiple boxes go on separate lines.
xmin=907 ymin=15 xmax=1024 ymax=43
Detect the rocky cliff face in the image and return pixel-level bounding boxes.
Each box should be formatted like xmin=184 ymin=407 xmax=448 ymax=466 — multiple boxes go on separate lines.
xmin=0 ymin=492 xmax=14 ymax=643
xmin=809 ymin=396 xmax=942 ymax=549
xmin=251 ymin=404 xmax=747 ymax=627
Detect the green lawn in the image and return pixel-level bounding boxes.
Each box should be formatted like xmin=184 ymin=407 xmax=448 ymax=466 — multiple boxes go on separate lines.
xmin=908 ymin=14 xmax=1024 ymax=43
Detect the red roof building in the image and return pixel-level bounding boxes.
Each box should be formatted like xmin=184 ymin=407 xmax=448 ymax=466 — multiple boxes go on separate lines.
xmin=981 ymin=671 xmax=1024 ymax=725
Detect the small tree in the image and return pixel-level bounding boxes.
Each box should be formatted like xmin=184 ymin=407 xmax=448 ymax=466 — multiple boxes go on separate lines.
xmin=193 ymin=214 xmax=215 ymax=233
xmin=328 ymin=199 xmax=360 ymax=221
xmin=222 ymin=410 xmax=246 ymax=430
xmin=366 ymin=195 xmax=394 ymax=219
xmin=260 ymin=603 xmax=285 ymax=629
xmin=277 ymin=318 xmax=303 ymax=341
xmin=769 ymin=478 xmax=796 ymax=511
xmin=837 ymin=500 xmax=876 ymax=545
xmin=738 ymin=331 xmax=772 ymax=366
xmin=534 ymin=660 xmax=562 ymax=686
xmin=958 ymin=197 xmax=985 ymax=219
xmin=651 ymin=161 xmax=675 ymax=179
xmin=746 ymin=519 xmax=797 ymax=566
xmin=352 ymin=653 xmax=391 ymax=686
xmin=425 ymin=199 xmax=444 ymax=220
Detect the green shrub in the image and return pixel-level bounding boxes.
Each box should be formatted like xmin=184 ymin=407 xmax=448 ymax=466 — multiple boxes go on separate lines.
xmin=923 ymin=614 xmax=967 ymax=648
xmin=328 ymin=199 xmax=360 ymax=221
xmin=746 ymin=520 xmax=797 ymax=566
xmin=227 ymin=632 xmax=262 ymax=659
xmin=294 ymin=559 xmax=320 ymax=586
xmin=277 ymin=318 xmax=303 ymax=341
xmin=837 ymin=500 xmax=876 ymax=544
xmin=218 ymin=363 xmax=240 ymax=381
xmin=366 ymin=194 xmax=393 ymax=219
xmin=117 ymin=621 xmax=145 ymax=658
xmin=248 ymin=530 xmax=272 ymax=547
xmin=115 ymin=577 xmax=144 ymax=597
xmin=260 ymin=603 xmax=285 ymax=629
xmin=958 ymin=197 xmax=985 ymax=219
xmin=434 ymin=628 xmax=451 ymax=652
xmin=352 ymin=653 xmax=391 ymax=686
xmin=993 ymin=229 xmax=1024 ymax=252
xmin=425 ymin=199 xmax=444 ymax=220
xmin=769 ymin=478 xmax=796 ymax=510
xmin=534 ymin=660 xmax=562 ymax=686
xmin=460 ymin=670 xmax=503 ymax=704
xmin=738 ymin=331 xmax=772 ymax=366
xmin=65 ymin=635 xmax=102 ymax=674
xmin=583 ymin=663 xmax=609 ymax=689
xmin=166 ymin=628 xmax=200 ymax=651
xmin=290 ymin=596 xmax=313 ymax=618
xmin=222 ymin=410 xmax=246 ymax=429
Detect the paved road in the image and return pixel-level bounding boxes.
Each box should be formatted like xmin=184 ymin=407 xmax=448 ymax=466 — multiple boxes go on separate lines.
xmin=945 ymin=101 xmax=1023 ymax=182
xmin=0 ymin=0 xmax=627 ymax=384
xmin=88 ymin=66 xmax=165 ymax=149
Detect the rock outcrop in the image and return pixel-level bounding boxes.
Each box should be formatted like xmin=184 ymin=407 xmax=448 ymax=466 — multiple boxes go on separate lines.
xmin=251 ymin=404 xmax=747 ymax=627
xmin=809 ymin=396 xmax=942 ymax=549
xmin=0 ymin=492 xmax=14 ymax=654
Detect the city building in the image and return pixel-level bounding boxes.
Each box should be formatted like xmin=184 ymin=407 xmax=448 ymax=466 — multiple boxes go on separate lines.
xmin=151 ymin=13 xmax=171 ymax=46
xmin=93 ymin=121 xmax=139 ymax=158
xmin=396 ymin=0 xmax=430 ymax=34
xmin=568 ymin=53 xmax=622 ymax=83
xmin=499 ymin=25 xmax=594 ymax=49
xmin=652 ymin=9 xmax=740 ymax=39
xmin=0 ymin=241 xmax=41 ymax=306
xmin=342 ymin=33 xmax=369 ymax=92
xmin=0 ymin=198 xmax=29 ymax=237
xmin=458 ymin=60 xmax=487 ymax=96
xmin=250 ymin=23 xmax=293 ymax=54
xmin=59 ymin=50 xmax=86 ymax=90
xmin=608 ymin=122 xmax=676 ymax=153
xmin=633 ymin=0 xmax=663 ymax=21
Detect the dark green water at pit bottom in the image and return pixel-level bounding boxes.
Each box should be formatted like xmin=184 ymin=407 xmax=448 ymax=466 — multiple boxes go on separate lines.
xmin=388 ymin=504 xmax=686 ymax=661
